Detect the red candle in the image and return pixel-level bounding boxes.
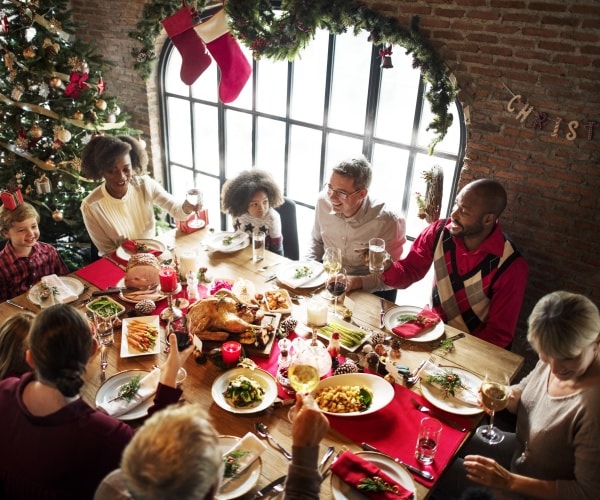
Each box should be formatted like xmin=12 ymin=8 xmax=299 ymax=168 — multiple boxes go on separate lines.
xmin=158 ymin=267 xmax=178 ymax=293
xmin=222 ymin=341 xmax=242 ymax=366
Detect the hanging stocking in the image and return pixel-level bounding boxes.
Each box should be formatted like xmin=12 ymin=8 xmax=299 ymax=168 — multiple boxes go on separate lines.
xmin=161 ymin=3 xmax=211 ymax=85
xmin=194 ymin=9 xmax=251 ymax=103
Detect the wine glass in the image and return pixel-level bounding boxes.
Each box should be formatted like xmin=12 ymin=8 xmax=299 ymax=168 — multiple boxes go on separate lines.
xmin=322 ymin=247 xmax=342 ymax=300
xmin=327 ymin=268 xmax=347 ymax=318
xmin=186 ymin=185 xmax=204 ymax=229
xmin=476 ymin=373 xmax=510 ymax=445
xmin=287 ymin=340 xmax=321 ymax=422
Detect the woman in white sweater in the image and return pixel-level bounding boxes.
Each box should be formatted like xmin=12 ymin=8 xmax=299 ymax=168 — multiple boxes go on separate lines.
xmin=80 ymin=136 xmax=196 ymax=256
xmin=435 ymin=291 xmax=600 ymax=499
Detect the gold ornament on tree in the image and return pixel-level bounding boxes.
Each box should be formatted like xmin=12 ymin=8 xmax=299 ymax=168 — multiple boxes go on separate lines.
xmin=23 ymin=46 xmax=36 ymax=59
xmin=29 ymin=123 xmax=43 ymax=138
xmin=53 ymin=125 xmax=72 ymax=143
xmin=95 ymin=99 xmax=107 ymax=111
xmin=52 ymin=209 xmax=63 ymax=222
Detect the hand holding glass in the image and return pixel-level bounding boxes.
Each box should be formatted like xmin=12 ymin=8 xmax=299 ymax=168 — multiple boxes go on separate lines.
xmin=368 ymin=237 xmax=386 ymax=274
xmin=186 ymin=186 xmax=204 ymax=229
xmin=287 ymin=343 xmax=321 ymax=422
xmin=476 ymin=373 xmax=510 ymax=445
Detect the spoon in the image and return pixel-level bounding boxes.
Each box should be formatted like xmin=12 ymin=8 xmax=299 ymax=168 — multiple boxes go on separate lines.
xmin=255 ymin=422 xmax=292 ymax=460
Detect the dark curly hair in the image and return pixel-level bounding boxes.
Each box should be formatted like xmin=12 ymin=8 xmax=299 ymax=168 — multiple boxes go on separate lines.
xmin=81 ymin=135 xmax=148 ymax=181
xmin=28 ymin=304 xmax=94 ymax=398
xmin=221 ymin=168 xmax=284 ymax=217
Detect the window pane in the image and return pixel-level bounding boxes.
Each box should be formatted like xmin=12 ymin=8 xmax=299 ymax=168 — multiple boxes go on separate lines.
xmin=170 ymin=165 xmax=192 ymax=200
xmin=195 ymin=174 xmax=221 ymax=230
xmin=193 ymin=103 xmax=219 ymax=175
xmin=417 ymin=91 xmax=461 ymax=153
xmin=256 ymin=117 xmax=286 ymax=188
xmin=224 ymin=110 xmax=252 ymax=179
xmin=256 ymin=57 xmax=288 ymax=117
xmin=328 ymin=32 xmax=371 ymax=134
xmin=324 ymin=134 xmax=364 ymax=177
xmin=376 ymin=53 xmax=420 ymax=142
xmin=290 ymin=30 xmax=329 ymax=124
xmin=164 ymin=50 xmax=189 ymax=97
xmin=166 ymin=96 xmax=192 ymax=166
xmin=287 ymin=126 xmax=322 ymax=205
xmin=190 ymin=58 xmax=218 ymax=102
xmin=370 ymin=144 xmax=410 ymax=217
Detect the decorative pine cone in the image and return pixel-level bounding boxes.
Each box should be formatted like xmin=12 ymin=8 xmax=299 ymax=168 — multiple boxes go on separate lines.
xmin=370 ymin=332 xmax=386 ymax=345
xmin=334 ymin=360 xmax=359 ymax=375
xmin=280 ymin=317 xmax=297 ymax=333
xmin=365 ymin=351 xmax=380 ymax=366
xmin=391 ymin=338 xmax=402 ymax=351
xmin=135 ymin=299 xmax=156 ymax=315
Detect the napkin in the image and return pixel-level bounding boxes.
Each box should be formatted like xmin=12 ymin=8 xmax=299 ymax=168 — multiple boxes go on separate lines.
xmin=176 ymin=209 xmax=209 ymax=233
xmin=391 ymin=307 xmax=441 ymax=338
xmin=420 ymin=360 xmax=479 ymax=406
xmin=331 ymin=450 xmax=414 ymax=499
xmin=121 ymin=240 xmax=163 ymax=257
xmin=221 ymin=432 xmax=267 ymax=485
xmin=40 ymin=274 xmax=79 ymax=303
xmin=208 ymin=231 xmax=249 ymax=252
xmin=97 ymin=368 xmax=160 ymax=417
xmin=278 ymin=263 xmax=324 ymax=289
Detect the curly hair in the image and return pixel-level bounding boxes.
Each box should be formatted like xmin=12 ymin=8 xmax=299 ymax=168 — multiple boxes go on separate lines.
xmin=221 ymin=168 xmax=284 ymax=217
xmin=81 ymin=135 xmax=148 ymax=181
xmin=0 ymin=202 xmax=39 ymax=234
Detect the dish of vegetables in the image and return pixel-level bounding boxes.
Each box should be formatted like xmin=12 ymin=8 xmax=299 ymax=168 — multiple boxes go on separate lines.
xmin=211 ymin=368 xmax=277 ymax=414
xmin=86 ymin=295 xmax=126 ymax=318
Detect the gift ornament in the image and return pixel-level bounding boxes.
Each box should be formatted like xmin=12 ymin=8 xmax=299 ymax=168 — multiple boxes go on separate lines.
xmin=1 ymin=187 xmax=24 ymax=210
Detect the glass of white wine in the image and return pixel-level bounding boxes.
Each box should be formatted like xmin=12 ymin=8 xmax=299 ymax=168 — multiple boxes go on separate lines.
xmin=287 ymin=340 xmax=321 ymax=422
xmin=185 ymin=185 xmax=204 ymax=229
xmin=322 ymin=247 xmax=342 ymax=300
xmin=476 ymin=373 xmax=510 ymax=445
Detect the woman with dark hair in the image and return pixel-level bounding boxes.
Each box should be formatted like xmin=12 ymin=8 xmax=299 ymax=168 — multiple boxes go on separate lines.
xmin=80 ymin=135 xmax=198 ymax=256
xmin=0 ymin=304 xmax=189 ymax=499
xmin=221 ymin=168 xmax=284 ymax=255
xmin=0 ymin=311 xmax=34 ymax=379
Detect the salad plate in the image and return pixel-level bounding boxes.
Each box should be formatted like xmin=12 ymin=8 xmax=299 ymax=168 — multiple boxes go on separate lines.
xmin=420 ymin=366 xmax=484 ymax=416
xmin=216 ymin=435 xmax=262 ymax=500
xmin=331 ymin=451 xmax=416 ymax=499
xmin=211 ymin=367 xmax=277 ymax=414
xmin=384 ymin=305 xmax=445 ymax=342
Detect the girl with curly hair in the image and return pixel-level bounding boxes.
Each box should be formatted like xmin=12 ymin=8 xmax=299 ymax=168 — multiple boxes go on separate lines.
xmin=221 ymin=168 xmax=284 ymax=255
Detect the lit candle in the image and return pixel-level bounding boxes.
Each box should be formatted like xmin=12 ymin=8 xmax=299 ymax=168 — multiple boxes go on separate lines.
xmin=158 ymin=267 xmax=178 ymax=293
xmin=179 ymin=251 xmax=197 ymax=279
xmin=222 ymin=341 xmax=242 ymax=366
xmin=306 ymin=299 xmax=328 ymax=326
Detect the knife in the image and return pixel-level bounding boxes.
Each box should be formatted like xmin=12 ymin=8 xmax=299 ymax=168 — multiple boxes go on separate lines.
xmin=433 ymin=332 xmax=466 ymax=348
xmin=6 ymin=300 xmax=34 ymax=312
xmin=379 ymin=298 xmax=386 ymax=329
xmin=360 ymin=443 xmax=434 ymax=481
xmin=251 ymin=475 xmax=286 ymax=499
xmin=319 ymin=446 xmax=335 ymax=472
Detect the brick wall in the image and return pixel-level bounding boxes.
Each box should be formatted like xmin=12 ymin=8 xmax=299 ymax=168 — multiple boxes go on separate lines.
xmin=71 ymin=1 xmax=600 ymax=355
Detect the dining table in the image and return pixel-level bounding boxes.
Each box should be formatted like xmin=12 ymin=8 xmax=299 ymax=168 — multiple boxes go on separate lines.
xmin=0 ymin=227 xmax=524 ymax=499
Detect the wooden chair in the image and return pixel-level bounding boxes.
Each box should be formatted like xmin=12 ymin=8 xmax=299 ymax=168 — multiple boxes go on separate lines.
xmin=275 ymin=197 xmax=299 ymax=261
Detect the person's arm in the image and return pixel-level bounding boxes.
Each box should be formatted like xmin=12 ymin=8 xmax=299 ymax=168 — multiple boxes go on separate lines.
xmin=471 ymin=256 xmax=528 ymax=348
xmin=145 ymin=177 xmax=193 ymax=221
xmin=81 ymin=200 xmax=120 ymax=255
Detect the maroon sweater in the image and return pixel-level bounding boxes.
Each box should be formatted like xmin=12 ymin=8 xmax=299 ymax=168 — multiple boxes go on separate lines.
xmin=0 ymin=372 xmax=181 ymax=499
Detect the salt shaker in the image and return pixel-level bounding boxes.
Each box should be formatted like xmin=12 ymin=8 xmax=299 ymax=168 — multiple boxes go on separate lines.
xmin=186 ymin=271 xmax=199 ymax=302
xmin=276 ymin=338 xmax=294 ymax=394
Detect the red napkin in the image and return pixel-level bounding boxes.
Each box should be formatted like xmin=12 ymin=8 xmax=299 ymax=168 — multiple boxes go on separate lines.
xmin=121 ymin=240 xmax=163 ymax=257
xmin=392 ymin=307 xmax=441 ymax=338
xmin=176 ymin=209 xmax=209 ymax=234
xmin=74 ymin=258 xmax=124 ymax=290
xmin=331 ymin=450 xmax=414 ymax=499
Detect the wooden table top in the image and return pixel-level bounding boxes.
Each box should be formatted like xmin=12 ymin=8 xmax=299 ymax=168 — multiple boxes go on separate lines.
xmin=1 ymin=228 xmax=524 ymax=499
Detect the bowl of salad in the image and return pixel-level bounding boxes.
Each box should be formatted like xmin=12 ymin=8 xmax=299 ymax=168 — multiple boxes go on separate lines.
xmin=86 ymin=295 xmax=126 ymax=318
xmin=211 ymin=367 xmax=277 ymax=414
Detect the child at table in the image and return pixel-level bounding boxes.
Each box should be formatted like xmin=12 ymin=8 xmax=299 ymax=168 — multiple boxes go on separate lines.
xmin=0 ymin=201 xmax=69 ymax=301
xmin=221 ymin=168 xmax=285 ymax=255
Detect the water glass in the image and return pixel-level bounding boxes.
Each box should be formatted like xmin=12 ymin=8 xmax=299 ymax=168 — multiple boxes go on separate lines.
xmin=252 ymin=231 xmax=266 ymax=262
xmin=94 ymin=312 xmax=115 ymax=346
xmin=415 ymin=417 xmax=442 ymax=464
xmin=368 ymin=237 xmax=386 ymax=273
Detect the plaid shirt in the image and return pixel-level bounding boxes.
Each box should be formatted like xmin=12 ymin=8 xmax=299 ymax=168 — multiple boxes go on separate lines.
xmin=0 ymin=241 xmax=69 ymax=301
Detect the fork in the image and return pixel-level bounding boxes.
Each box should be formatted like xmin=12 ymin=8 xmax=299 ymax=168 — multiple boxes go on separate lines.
xmin=411 ymin=398 xmax=467 ymax=431
xmin=100 ymin=346 xmax=108 ymax=381
xmin=405 ymin=354 xmax=438 ymax=386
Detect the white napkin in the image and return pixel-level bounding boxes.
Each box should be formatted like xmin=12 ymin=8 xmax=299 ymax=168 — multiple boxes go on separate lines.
xmin=278 ymin=263 xmax=324 ymax=289
xmin=98 ymin=368 xmax=160 ymax=417
xmin=420 ymin=361 xmax=479 ymax=406
xmin=209 ymin=231 xmax=249 ymax=252
xmin=41 ymin=274 xmax=78 ymax=303
xmin=221 ymin=432 xmax=267 ymax=485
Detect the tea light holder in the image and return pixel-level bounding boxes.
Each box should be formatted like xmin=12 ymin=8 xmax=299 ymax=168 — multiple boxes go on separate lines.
xmin=222 ymin=341 xmax=242 ymax=366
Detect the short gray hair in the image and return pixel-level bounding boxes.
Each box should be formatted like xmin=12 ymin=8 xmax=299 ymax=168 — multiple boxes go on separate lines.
xmin=331 ymin=155 xmax=372 ymax=190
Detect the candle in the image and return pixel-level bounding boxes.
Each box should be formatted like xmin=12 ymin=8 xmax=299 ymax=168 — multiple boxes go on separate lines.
xmin=158 ymin=267 xmax=178 ymax=292
xmin=222 ymin=341 xmax=242 ymax=366
xmin=306 ymin=299 xmax=328 ymax=326
xmin=179 ymin=251 xmax=197 ymax=279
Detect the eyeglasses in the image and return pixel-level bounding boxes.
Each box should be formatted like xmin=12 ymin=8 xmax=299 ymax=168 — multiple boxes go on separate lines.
xmin=324 ymin=183 xmax=361 ymax=201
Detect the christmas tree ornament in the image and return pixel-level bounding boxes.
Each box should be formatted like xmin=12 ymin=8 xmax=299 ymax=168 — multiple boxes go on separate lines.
xmin=0 ymin=188 xmax=24 ymax=210
xmin=96 ymin=76 xmax=105 ymax=95
xmin=48 ymin=76 xmax=63 ymax=88
xmin=22 ymin=46 xmax=36 ymax=59
xmin=14 ymin=130 xmax=29 ymax=150
xmin=161 ymin=3 xmax=212 ymax=86
xmin=11 ymin=84 xmax=24 ymax=101
xmin=72 ymin=110 xmax=84 ymax=120
xmin=55 ymin=127 xmax=72 ymax=143
xmin=43 ymin=38 xmax=60 ymax=60
xmin=106 ymin=113 xmax=116 ymax=123
xmin=28 ymin=123 xmax=43 ymax=138
xmin=194 ymin=9 xmax=251 ymax=103
xmin=63 ymin=71 xmax=89 ymax=98
xmin=379 ymin=44 xmax=393 ymax=68
xmin=34 ymin=174 xmax=52 ymax=194
xmin=95 ymin=99 xmax=107 ymax=111
xmin=52 ymin=209 xmax=63 ymax=222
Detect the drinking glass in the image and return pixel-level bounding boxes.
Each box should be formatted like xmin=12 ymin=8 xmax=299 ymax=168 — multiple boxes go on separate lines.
xmin=327 ymin=268 xmax=347 ymax=318
xmin=252 ymin=231 xmax=266 ymax=262
xmin=368 ymin=237 xmax=386 ymax=274
xmin=186 ymin=185 xmax=204 ymax=229
xmin=322 ymin=247 xmax=342 ymax=299
xmin=415 ymin=417 xmax=442 ymax=464
xmin=476 ymin=373 xmax=510 ymax=445
xmin=287 ymin=340 xmax=321 ymax=422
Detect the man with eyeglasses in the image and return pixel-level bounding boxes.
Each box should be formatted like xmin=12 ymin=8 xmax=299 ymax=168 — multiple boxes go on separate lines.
xmin=307 ymin=155 xmax=406 ymax=301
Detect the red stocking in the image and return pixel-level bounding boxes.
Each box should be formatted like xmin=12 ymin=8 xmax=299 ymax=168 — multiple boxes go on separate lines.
xmin=194 ymin=9 xmax=251 ymax=103
xmin=161 ymin=5 xmax=212 ymax=85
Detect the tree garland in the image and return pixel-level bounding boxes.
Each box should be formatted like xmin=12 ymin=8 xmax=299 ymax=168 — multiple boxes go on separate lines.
xmin=130 ymin=0 xmax=458 ymax=152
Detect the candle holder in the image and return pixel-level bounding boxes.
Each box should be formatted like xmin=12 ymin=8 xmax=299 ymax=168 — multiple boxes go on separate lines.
xmin=160 ymin=283 xmax=183 ymax=322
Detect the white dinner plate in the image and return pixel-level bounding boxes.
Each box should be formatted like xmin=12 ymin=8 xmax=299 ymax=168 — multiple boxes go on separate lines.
xmin=28 ymin=276 xmax=85 ymax=305
xmin=384 ymin=305 xmax=445 ymax=342
xmin=420 ymin=366 xmax=484 ymax=416
xmin=120 ymin=316 xmax=161 ymax=358
xmin=211 ymin=367 xmax=277 ymax=414
xmin=114 ymin=277 xmax=168 ymax=304
xmin=331 ymin=451 xmax=416 ymax=499
xmin=205 ymin=231 xmax=250 ymax=253
xmin=216 ymin=435 xmax=262 ymax=500
xmin=313 ymin=373 xmax=394 ymax=417
xmin=95 ymin=369 xmax=153 ymax=421
xmin=115 ymin=239 xmax=166 ymax=262
xmin=276 ymin=260 xmax=326 ymax=288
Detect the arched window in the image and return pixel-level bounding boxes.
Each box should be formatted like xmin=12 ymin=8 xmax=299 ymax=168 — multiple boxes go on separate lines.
xmin=159 ymin=28 xmax=465 ymax=254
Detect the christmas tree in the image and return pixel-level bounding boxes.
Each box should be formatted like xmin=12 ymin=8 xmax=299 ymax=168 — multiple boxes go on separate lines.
xmin=0 ymin=0 xmax=137 ymax=269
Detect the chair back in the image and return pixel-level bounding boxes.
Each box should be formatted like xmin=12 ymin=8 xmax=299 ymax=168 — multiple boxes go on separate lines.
xmin=275 ymin=197 xmax=299 ymax=260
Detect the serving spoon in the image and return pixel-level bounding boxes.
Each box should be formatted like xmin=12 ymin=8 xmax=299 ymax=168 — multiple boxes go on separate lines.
xmin=255 ymin=422 xmax=292 ymax=460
